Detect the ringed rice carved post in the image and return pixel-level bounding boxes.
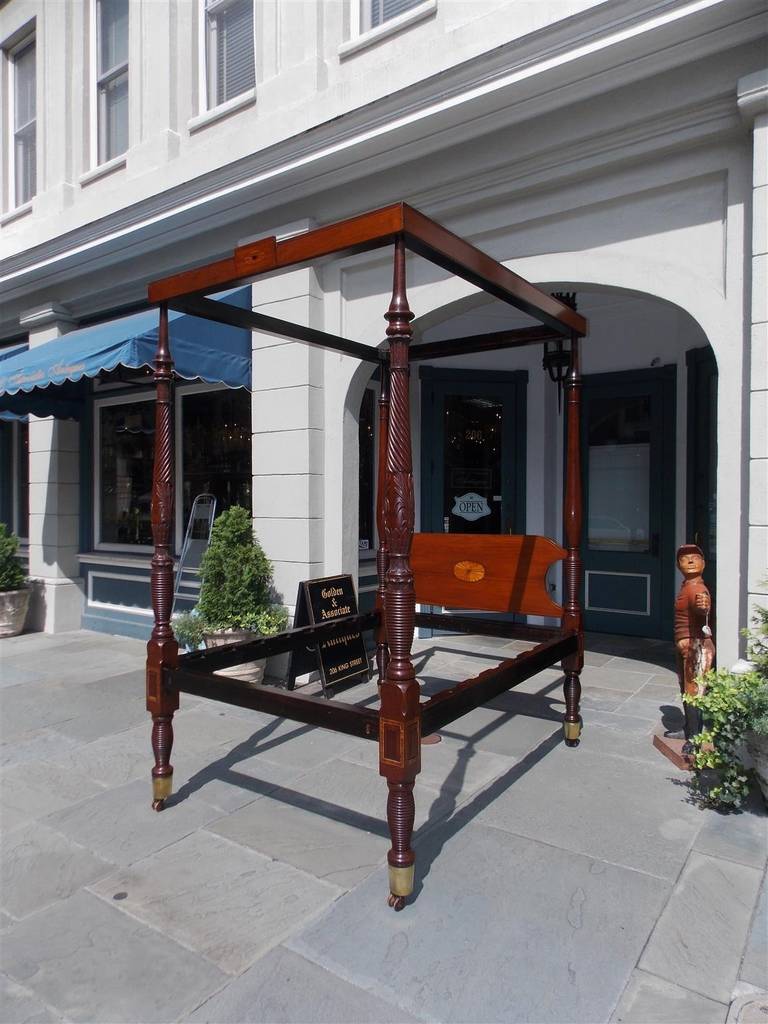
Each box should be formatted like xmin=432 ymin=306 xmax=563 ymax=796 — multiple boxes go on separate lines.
xmin=562 ymin=329 xmax=584 ymax=745
xmin=379 ymin=236 xmax=421 ymax=910
xmin=375 ymin=361 xmax=391 ymax=685
xmin=146 ymin=303 xmax=180 ymax=809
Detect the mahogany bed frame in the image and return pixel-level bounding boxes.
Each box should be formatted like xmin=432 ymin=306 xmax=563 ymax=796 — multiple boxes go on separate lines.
xmin=145 ymin=203 xmax=587 ymax=910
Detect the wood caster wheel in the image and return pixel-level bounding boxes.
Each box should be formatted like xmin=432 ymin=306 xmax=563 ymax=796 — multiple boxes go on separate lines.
xmin=152 ymin=798 xmax=165 ymax=812
xmin=388 ymin=893 xmax=406 ymax=911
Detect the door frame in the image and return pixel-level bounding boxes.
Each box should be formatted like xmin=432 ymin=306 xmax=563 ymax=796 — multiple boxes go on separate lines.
xmin=419 ymin=366 xmax=528 ymax=537
xmin=579 ymin=365 xmax=677 ymax=640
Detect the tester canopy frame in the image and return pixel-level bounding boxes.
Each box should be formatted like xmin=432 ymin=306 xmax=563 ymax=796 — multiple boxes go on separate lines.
xmin=145 ymin=202 xmax=588 ymax=910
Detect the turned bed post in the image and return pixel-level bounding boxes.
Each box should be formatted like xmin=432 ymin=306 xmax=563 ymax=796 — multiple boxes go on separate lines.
xmin=146 ymin=303 xmax=180 ymax=809
xmin=379 ymin=235 xmax=421 ymax=910
xmin=562 ymin=330 xmax=584 ymax=745
xmin=375 ymin=360 xmax=391 ymax=685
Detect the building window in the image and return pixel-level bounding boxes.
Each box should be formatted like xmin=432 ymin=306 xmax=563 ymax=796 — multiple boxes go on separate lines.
xmin=95 ymin=388 xmax=251 ymax=550
xmin=362 ymin=0 xmax=425 ymax=31
xmin=14 ymin=421 xmax=29 ymax=540
xmin=10 ymin=36 xmax=36 ymax=207
xmin=203 ymin=0 xmax=255 ymax=109
xmin=180 ymin=389 xmax=251 ymax=529
xmin=99 ymin=399 xmax=154 ymax=547
xmin=96 ymin=0 xmax=129 ymax=163
xmin=358 ymin=388 xmax=375 ymax=552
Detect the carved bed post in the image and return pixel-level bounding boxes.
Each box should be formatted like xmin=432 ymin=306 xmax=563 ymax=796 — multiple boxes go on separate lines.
xmin=379 ymin=236 xmax=421 ymax=910
xmin=375 ymin=360 xmax=391 ymax=685
xmin=146 ymin=303 xmax=180 ymax=809
xmin=562 ymin=330 xmax=583 ymax=745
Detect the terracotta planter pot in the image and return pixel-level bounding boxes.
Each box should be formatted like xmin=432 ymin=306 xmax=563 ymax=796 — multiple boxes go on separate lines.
xmin=745 ymin=730 xmax=768 ymax=805
xmin=0 ymin=587 xmax=31 ymax=639
xmin=203 ymin=629 xmax=266 ymax=687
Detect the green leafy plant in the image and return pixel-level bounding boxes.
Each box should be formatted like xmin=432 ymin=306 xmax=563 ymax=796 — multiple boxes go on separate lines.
xmin=0 ymin=523 xmax=26 ymax=592
xmin=685 ymin=596 xmax=768 ymax=808
xmin=171 ymin=610 xmax=206 ymax=650
xmin=172 ymin=506 xmax=287 ymax=649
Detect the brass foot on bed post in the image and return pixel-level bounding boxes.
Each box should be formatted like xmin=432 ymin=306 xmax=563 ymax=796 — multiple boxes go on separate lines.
xmin=563 ymin=719 xmax=581 ymax=747
xmin=387 ymin=864 xmax=414 ymax=911
xmin=151 ymin=772 xmax=173 ymax=811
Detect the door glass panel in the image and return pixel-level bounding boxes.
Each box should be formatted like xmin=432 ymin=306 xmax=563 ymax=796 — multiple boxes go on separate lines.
xmin=588 ymin=396 xmax=651 ymax=552
xmin=443 ymin=393 xmax=502 ymax=534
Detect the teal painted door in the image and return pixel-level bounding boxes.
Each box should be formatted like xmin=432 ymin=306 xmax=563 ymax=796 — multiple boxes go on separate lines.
xmin=420 ymin=369 xmax=527 ymax=539
xmin=581 ymin=368 xmax=676 ymax=639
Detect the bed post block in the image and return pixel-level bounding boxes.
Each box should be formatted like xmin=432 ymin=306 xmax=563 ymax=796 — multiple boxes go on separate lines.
xmin=380 ymin=236 xmax=421 ymax=910
xmin=562 ymin=331 xmax=583 ymax=746
xmin=375 ymin=361 xmax=391 ymax=686
xmin=146 ymin=303 xmax=179 ymax=809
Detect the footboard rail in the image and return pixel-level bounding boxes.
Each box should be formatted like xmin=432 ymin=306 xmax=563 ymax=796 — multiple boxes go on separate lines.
xmin=420 ymin=632 xmax=577 ymax=734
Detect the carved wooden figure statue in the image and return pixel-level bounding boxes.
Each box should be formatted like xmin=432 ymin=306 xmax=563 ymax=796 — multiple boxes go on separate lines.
xmin=674 ymin=543 xmax=714 ymax=751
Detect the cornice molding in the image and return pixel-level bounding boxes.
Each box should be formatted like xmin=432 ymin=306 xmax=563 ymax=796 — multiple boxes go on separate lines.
xmin=0 ymin=0 xmax=763 ymax=306
xmin=737 ymin=69 xmax=768 ymax=123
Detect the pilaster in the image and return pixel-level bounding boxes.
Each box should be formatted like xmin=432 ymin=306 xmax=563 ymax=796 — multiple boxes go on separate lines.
xmin=19 ymin=303 xmax=83 ymax=633
xmin=249 ymin=235 xmax=324 ymax=616
xmin=738 ymin=70 xmax=768 ymax=632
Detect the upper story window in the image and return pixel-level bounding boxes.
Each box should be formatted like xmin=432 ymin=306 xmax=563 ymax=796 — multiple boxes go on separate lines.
xmin=203 ymin=0 xmax=255 ymax=109
xmin=362 ymin=0 xmax=425 ymax=31
xmin=10 ymin=36 xmax=36 ymax=207
xmin=96 ymin=0 xmax=129 ymax=163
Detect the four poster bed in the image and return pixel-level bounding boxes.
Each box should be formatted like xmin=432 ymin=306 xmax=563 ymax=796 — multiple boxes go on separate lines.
xmin=145 ymin=203 xmax=587 ymax=910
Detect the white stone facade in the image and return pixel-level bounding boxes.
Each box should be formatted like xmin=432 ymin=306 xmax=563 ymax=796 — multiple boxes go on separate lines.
xmin=0 ymin=0 xmax=766 ymax=663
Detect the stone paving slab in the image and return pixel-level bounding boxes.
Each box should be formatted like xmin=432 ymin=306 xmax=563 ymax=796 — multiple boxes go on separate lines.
xmin=692 ymin=795 xmax=768 ymax=870
xmin=611 ymin=969 xmax=728 ymax=1023
xmin=739 ymin=877 xmax=768 ymax=990
xmin=290 ymin=822 xmax=670 ymax=1024
xmin=639 ymin=851 xmax=764 ymax=1003
xmin=1 ymin=890 xmax=227 ymax=1023
xmin=184 ymin=945 xmax=421 ymax=1023
xmin=44 ymin=778 xmax=222 ymax=867
xmin=0 ymin=726 xmax=81 ymax=770
xmin=208 ymin=790 xmax=388 ymax=889
xmin=475 ymin=743 xmax=702 ymax=879
xmin=0 ymin=973 xmax=61 ymax=1024
xmin=89 ymin=829 xmax=342 ymax=975
xmin=50 ymin=695 xmax=150 ymax=743
xmin=1 ymin=821 xmax=114 ymax=919
xmin=437 ymin=703 xmax=562 ymax=760
xmin=1 ymin=758 xmax=106 ymax=823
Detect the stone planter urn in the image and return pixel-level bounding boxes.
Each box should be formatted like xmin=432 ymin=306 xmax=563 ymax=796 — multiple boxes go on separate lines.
xmin=745 ymin=730 xmax=768 ymax=805
xmin=204 ymin=630 xmax=266 ymax=687
xmin=0 ymin=587 xmax=31 ymax=638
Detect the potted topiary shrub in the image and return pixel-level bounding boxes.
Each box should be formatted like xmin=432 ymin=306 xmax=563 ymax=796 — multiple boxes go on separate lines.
xmin=173 ymin=505 xmax=287 ymax=684
xmin=685 ymin=594 xmax=768 ymax=807
xmin=0 ymin=523 xmax=30 ymax=638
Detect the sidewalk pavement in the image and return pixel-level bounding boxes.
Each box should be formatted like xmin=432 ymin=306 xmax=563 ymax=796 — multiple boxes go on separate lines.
xmin=1 ymin=628 xmax=766 ymax=1024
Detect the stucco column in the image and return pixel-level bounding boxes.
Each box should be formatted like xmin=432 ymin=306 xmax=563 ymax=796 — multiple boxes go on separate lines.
xmin=738 ymin=70 xmax=768 ymax=639
xmin=19 ymin=304 xmax=83 ymax=633
xmin=250 ymin=251 xmax=324 ymax=618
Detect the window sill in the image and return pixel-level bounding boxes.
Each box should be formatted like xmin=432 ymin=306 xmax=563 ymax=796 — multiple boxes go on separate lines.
xmin=79 ymin=154 xmax=127 ymax=188
xmin=338 ymin=0 xmax=436 ymax=59
xmin=0 ymin=201 xmax=33 ymax=227
xmin=188 ymin=89 xmax=256 ymax=134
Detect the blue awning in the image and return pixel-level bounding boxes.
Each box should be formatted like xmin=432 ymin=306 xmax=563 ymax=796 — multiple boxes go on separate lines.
xmin=0 ymin=288 xmax=251 ymax=419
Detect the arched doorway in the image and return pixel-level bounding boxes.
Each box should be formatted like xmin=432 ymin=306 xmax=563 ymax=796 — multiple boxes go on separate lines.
xmin=356 ymin=286 xmax=717 ymax=641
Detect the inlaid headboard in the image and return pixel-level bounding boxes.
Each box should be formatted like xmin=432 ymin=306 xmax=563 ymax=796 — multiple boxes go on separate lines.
xmin=411 ymin=533 xmax=566 ymax=619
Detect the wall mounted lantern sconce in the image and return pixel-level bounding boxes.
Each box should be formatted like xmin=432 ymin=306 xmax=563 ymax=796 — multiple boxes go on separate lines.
xmin=543 ymin=292 xmax=577 ymax=412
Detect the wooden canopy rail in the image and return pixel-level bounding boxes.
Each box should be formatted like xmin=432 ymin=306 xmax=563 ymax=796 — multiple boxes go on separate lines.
xmin=145 ymin=202 xmax=586 ymax=911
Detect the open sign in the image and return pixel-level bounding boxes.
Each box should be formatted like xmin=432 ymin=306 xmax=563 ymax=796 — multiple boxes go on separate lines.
xmin=452 ymin=492 xmax=491 ymax=522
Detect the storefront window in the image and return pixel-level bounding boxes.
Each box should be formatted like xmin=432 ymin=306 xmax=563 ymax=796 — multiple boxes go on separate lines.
xmin=99 ymin=400 xmax=155 ymax=545
xmin=181 ymin=389 xmax=251 ymax=529
xmin=358 ymin=388 xmax=375 ymax=552
xmin=98 ymin=388 xmax=251 ymax=548
xmin=16 ymin=422 xmax=29 ymax=539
